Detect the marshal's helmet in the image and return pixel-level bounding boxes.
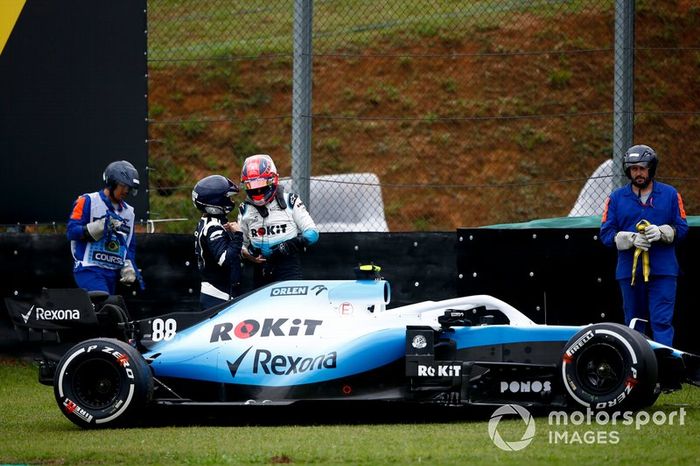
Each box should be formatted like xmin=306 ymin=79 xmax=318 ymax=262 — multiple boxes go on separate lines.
xmin=623 ymin=144 xmax=658 ymax=179
xmin=192 ymin=175 xmax=239 ymax=216
xmin=103 ymin=160 xmax=140 ymax=196
xmin=240 ymin=154 xmax=279 ymax=206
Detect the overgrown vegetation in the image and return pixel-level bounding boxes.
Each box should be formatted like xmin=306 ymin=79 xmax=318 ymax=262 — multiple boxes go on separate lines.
xmin=146 ymin=1 xmax=697 ymax=232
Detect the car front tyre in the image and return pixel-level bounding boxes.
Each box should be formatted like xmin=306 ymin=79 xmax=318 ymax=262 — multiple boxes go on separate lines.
xmin=561 ymin=323 xmax=658 ymax=411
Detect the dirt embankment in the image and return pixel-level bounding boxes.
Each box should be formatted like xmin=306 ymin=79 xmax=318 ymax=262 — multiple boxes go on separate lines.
xmin=148 ymin=5 xmax=698 ymax=231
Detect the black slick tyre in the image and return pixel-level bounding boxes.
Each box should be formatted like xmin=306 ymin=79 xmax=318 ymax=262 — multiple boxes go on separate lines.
xmin=561 ymin=323 xmax=658 ymax=411
xmin=54 ymin=338 xmax=153 ymax=428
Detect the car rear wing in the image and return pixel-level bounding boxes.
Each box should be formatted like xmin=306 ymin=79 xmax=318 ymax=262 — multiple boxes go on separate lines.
xmin=5 ymin=288 xmax=98 ymax=331
xmin=4 ymin=288 xmax=131 ymax=344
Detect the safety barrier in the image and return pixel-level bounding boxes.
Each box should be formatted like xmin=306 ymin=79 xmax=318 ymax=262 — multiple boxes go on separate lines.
xmin=1 ymin=228 xmax=697 ymax=353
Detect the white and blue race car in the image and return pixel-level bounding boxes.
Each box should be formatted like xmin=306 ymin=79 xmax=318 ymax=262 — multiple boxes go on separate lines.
xmin=5 ymin=270 xmax=700 ymax=428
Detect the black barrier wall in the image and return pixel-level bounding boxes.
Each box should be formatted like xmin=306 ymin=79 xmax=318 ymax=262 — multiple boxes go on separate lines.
xmin=457 ymin=227 xmax=699 ymax=354
xmin=0 ymin=230 xmax=697 ymax=353
xmin=0 ymin=232 xmax=458 ymax=349
xmin=0 ymin=0 xmax=148 ymax=224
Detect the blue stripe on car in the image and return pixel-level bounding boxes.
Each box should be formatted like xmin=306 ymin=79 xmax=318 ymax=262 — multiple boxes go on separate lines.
xmin=446 ymin=325 xmax=581 ymax=349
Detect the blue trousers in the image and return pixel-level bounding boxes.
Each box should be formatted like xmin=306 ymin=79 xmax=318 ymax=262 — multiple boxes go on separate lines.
xmin=618 ymin=276 xmax=676 ymax=346
xmin=74 ymin=267 xmax=119 ymax=295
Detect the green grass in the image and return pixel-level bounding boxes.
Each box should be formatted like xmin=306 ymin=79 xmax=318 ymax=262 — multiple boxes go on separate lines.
xmin=147 ymin=0 xmax=610 ymax=61
xmin=1 ymin=358 xmax=699 ymax=465
xmin=548 ymin=68 xmax=573 ymax=89
xmin=180 ymin=118 xmax=208 ymax=139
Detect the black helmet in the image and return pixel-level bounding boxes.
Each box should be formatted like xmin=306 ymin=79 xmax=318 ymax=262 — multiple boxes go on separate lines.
xmin=104 ymin=160 xmax=140 ymax=196
xmin=192 ymin=175 xmax=239 ymax=216
xmin=623 ymin=144 xmax=658 ymax=179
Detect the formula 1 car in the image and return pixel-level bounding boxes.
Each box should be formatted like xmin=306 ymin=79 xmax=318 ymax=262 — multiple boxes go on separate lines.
xmin=5 ymin=271 xmax=700 ymax=428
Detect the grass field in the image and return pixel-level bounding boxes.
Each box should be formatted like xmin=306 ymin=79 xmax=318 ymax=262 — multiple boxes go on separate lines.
xmin=1 ymin=358 xmax=699 ymax=465
xmin=148 ymin=0 xmax=603 ymax=60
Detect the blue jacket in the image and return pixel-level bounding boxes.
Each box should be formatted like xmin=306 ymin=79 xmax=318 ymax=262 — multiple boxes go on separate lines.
xmin=600 ymin=181 xmax=688 ymax=279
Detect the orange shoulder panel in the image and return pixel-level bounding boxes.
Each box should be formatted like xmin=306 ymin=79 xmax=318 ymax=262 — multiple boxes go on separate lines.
xmin=70 ymin=196 xmax=86 ymax=220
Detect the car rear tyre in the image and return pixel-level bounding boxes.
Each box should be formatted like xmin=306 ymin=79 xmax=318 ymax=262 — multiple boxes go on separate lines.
xmin=561 ymin=323 xmax=658 ymax=411
xmin=54 ymin=338 xmax=153 ymax=428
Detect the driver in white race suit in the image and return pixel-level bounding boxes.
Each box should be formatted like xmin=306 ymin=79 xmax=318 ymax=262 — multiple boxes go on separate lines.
xmin=238 ymin=154 xmax=319 ymax=287
xmin=67 ymin=160 xmax=143 ymax=294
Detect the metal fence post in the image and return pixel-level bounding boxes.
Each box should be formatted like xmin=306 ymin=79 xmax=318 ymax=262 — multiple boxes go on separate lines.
xmin=612 ymin=0 xmax=635 ymax=189
xmin=292 ymin=0 xmax=313 ymax=209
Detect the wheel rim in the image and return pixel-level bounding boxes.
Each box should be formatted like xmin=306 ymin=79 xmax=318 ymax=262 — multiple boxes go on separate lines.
xmin=71 ymin=358 xmax=121 ymax=410
xmin=574 ymin=342 xmax=626 ymax=395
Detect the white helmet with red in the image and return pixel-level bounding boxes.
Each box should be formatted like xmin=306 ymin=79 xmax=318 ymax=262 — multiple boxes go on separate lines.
xmin=240 ymin=154 xmax=279 ymax=206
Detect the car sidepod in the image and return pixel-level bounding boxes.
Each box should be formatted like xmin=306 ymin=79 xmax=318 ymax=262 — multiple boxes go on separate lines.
xmin=405 ymin=324 xmax=582 ymax=408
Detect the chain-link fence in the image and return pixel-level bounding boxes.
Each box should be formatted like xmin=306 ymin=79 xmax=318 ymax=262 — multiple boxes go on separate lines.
xmin=147 ymin=0 xmax=699 ymax=233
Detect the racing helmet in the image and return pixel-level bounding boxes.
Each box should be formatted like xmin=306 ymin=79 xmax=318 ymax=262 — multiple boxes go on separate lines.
xmin=103 ymin=160 xmax=140 ymax=196
xmin=192 ymin=175 xmax=239 ymax=216
xmin=623 ymin=144 xmax=658 ymax=179
xmin=240 ymin=154 xmax=279 ymax=206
